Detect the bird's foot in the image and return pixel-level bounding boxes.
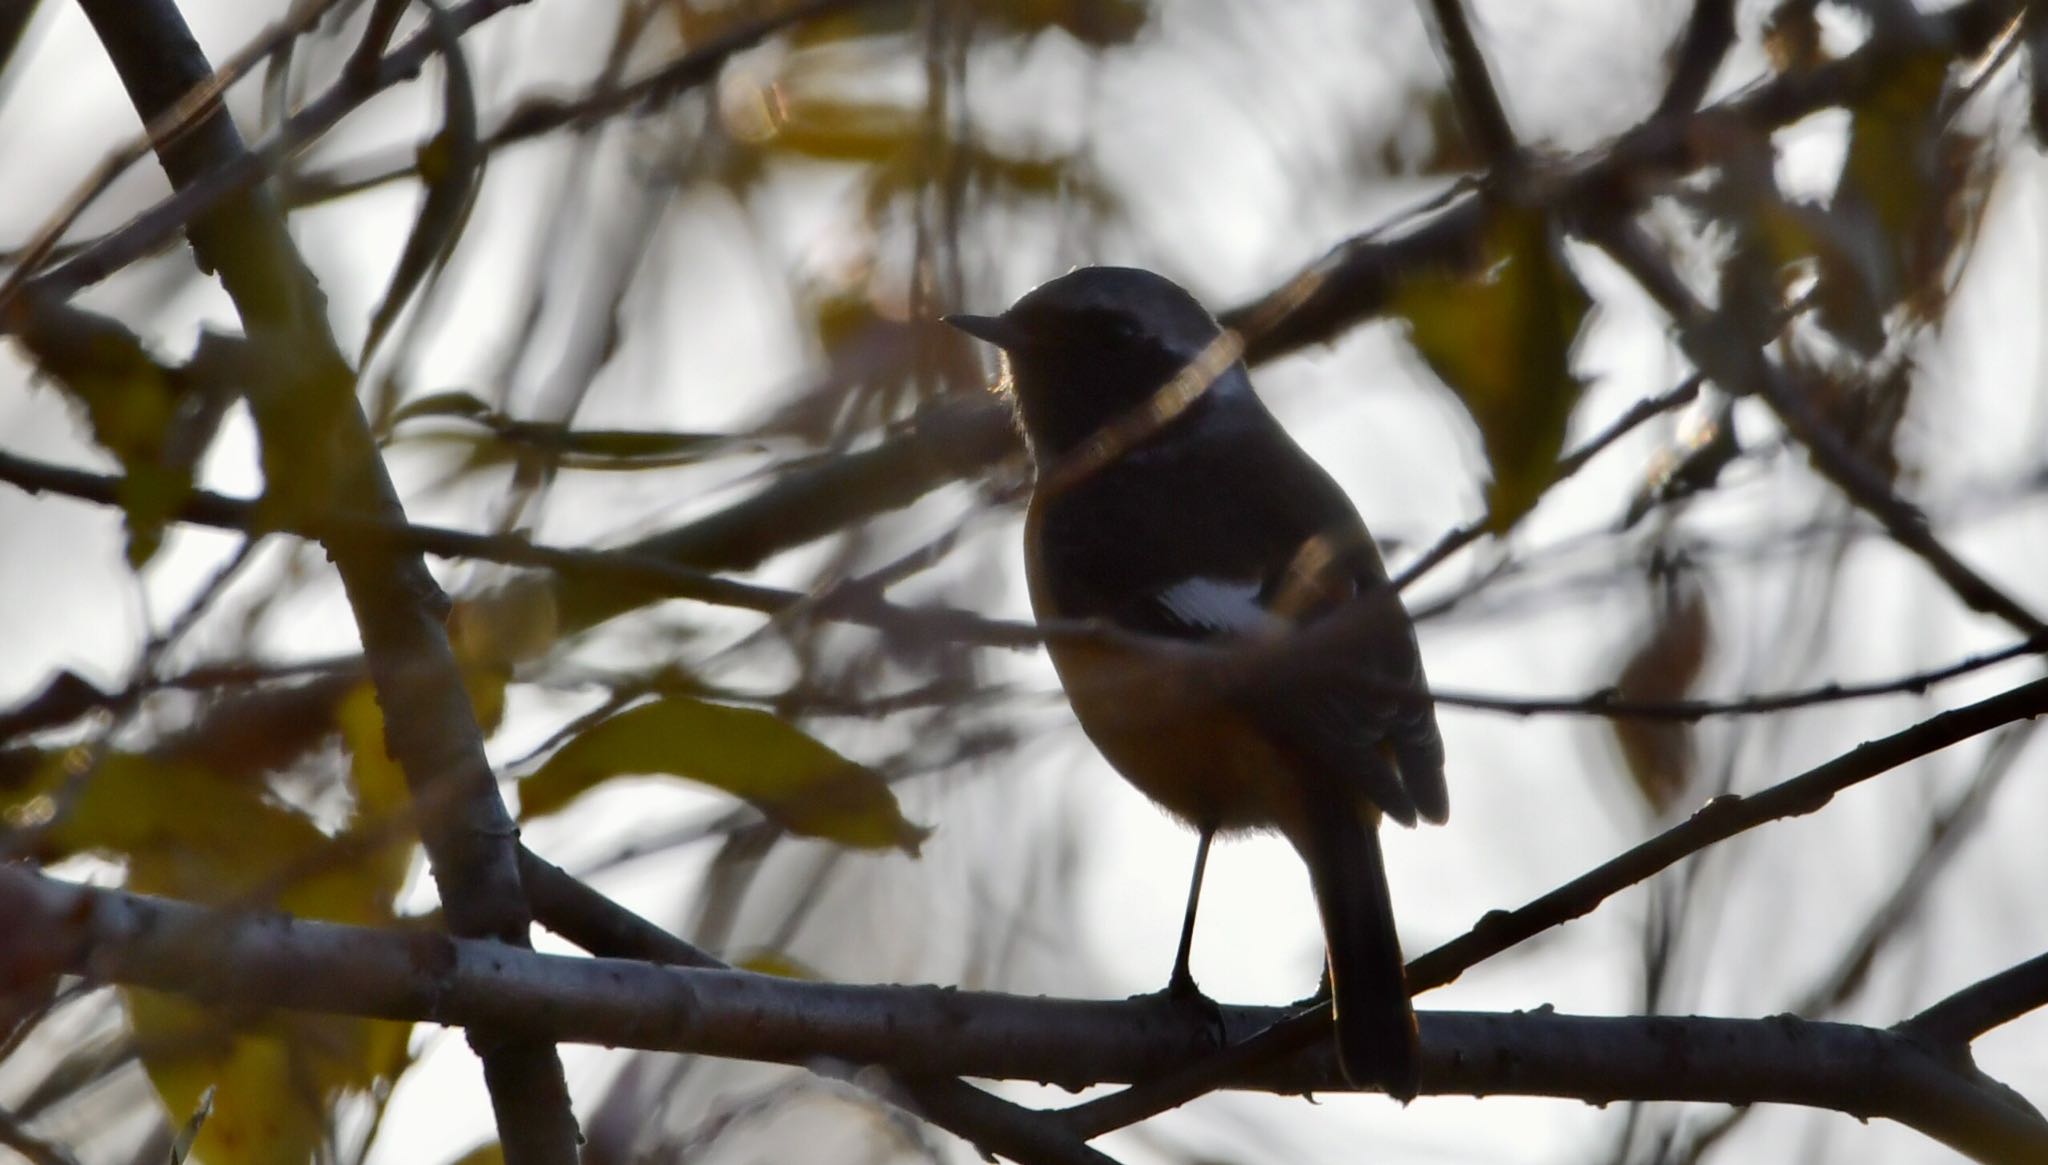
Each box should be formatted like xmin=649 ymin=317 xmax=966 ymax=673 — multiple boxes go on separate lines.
xmin=1144 ymin=971 xmax=1227 ymax=1051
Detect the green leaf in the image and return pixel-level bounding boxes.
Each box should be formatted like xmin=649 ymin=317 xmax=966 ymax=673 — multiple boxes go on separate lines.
xmin=1391 ymin=207 xmax=1591 ymax=533
xmin=0 ymin=748 xmax=416 ymax=1165
xmin=10 ymin=296 xmax=194 ymax=565
xmin=360 ymin=0 xmax=481 ymax=365
xmin=523 ymin=697 xmax=931 ymax=854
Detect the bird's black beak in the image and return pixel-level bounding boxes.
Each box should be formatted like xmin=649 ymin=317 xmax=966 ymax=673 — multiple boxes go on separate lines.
xmin=944 ymin=312 xmax=1025 ymax=350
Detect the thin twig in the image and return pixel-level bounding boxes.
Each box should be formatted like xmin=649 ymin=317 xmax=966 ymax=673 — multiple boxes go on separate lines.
xmin=1901 ymin=950 xmax=2048 ymax=1047
xmin=1592 ymin=216 xmax=2048 ymax=642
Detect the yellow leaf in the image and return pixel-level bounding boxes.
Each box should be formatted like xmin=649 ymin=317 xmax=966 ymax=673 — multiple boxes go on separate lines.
xmin=449 ymin=576 xmax=560 ymax=671
xmin=1391 ymin=207 xmax=1590 ymax=533
xmin=9 ymin=295 xmax=192 ymax=565
xmin=1840 ymin=52 xmax=1947 ymax=250
xmin=523 ymin=696 xmax=931 ymax=854
xmin=737 ymin=949 xmax=821 ymax=979
xmin=0 ymin=748 xmax=415 ymax=1165
xmin=128 ymin=989 xmax=412 ymax=1165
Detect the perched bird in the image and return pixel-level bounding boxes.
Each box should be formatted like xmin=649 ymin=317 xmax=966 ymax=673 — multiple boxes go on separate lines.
xmin=947 ymin=266 xmax=1447 ymax=1099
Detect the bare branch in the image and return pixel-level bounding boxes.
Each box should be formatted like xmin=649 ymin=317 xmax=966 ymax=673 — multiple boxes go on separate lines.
xmin=5 ymin=866 xmax=2046 ymax=1162
xmin=1654 ymin=0 xmax=1736 ymax=117
xmin=1902 ymin=951 xmax=2048 ymax=1048
xmin=1591 ymin=217 xmax=2048 ymax=641
xmin=64 ymin=0 xmax=576 ymax=1157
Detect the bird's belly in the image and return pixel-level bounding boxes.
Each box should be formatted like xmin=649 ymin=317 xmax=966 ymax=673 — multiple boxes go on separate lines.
xmin=1043 ymin=635 xmax=1303 ymax=835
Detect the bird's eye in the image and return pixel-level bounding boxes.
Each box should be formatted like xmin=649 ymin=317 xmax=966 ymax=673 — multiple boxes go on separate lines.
xmin=1107 ymin=317 xmax=1142 ymax=341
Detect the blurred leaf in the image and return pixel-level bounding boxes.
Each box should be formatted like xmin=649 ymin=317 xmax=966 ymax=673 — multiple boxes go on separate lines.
xmin=523 ymin=696 xmax=931 ymax=853
xmin=1610 ymin=560 xmax=1712 ymax=815
xmin=766 ymin=98 xmax=918 ymax=164
xmin=449 ymin=576 xmax=561 ymax=672
xmin=1391 ymin=207 xmax=1590 ymax=532
xmin=1829 ymin=50 xmax=1989 ymax=335
xmin=752 ymin=95 xmax=1105 ymax=213
xmin=0 ymin=750 xmax=415 ymax=1165
xmin=1838 ymin=52 xmax=1946 ymax=257
xmin=362 ymin=0 xmax=481 ymax=365
xmin=131 ymin=988 xmax=411 ymax=1165
xmin=154 ymin=673 xmax=359 ymax=783
xmin=781 ymin=0 xmax=1149 ymax=48
xmin=8 ymin=295 xmax=195 ymax=565
xmin=736 ymin=949 xmax=821 ymax=978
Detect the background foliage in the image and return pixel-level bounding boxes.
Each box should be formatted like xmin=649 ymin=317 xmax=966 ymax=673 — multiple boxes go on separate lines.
xmin=3 ymin=1 xmax=2047 ymax=1163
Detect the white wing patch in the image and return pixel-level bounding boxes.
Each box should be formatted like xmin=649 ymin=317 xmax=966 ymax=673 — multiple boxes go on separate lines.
xmin=1154 ymin=577 xmax=1278 ymax=635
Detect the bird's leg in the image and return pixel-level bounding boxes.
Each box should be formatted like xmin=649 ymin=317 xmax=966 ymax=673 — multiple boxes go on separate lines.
xmin=1166 ymin=824 xmax=1216 ymax=999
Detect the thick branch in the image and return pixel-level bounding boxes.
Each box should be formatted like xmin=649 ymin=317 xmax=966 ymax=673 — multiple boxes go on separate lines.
xmin=68 ymin=0 xmax=574 ymax=1158
xmin=4 ymin=866 xmax=2045 ymax=1163
xmin=515 ymin=850 xmax=1123 ymax=1165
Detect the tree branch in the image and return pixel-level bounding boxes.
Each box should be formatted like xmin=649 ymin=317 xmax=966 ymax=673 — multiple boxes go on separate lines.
xmin=1654 ymin=0 xmax=1736 ymax=118
xmin=1411 ymin=674 xmax=2048 ymax=993
xmin=1417 ymin=0 xmax=1519 ymax=169
xmin=1902 ymin=950 xmax=2048 ymax=1048
xmin=66 ymin=0 xmax=575 ymax=1158
xmin=1048 ymin=671 xmax=2048 ymax=1131
xmin=1591 ymin=216 xmax=2048 ymax=642
xmin=0 ymin=444 xmax=1041 ymax=649
xmin=515 ymin=849 xmax=1123 ymax=1165
xmin=4 ymin=865 xmax=2045 ymax=1163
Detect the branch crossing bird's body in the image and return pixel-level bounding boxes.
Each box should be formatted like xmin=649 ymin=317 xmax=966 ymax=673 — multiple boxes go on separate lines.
xmin=948 ymin=266 xmax=1447 ymax=1099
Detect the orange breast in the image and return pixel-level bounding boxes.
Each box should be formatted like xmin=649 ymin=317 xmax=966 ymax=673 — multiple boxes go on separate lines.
xmin=1025 ymin=497 xmax=1307 ymax=837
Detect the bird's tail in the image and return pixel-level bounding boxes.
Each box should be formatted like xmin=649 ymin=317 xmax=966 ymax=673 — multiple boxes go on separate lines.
xmin=1296 ymin=800 xmax=1420 ymax=1100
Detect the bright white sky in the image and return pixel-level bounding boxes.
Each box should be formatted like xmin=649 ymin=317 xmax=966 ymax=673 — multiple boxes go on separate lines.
xmin=2 ymin=2 xmax=2046 ymax=1163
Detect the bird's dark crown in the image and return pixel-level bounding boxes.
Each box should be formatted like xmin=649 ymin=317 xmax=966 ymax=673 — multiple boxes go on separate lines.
xmin=949 ymin=266 xmax=1244 ymax=462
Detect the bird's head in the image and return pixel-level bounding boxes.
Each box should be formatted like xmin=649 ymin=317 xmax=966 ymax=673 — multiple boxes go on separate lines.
xmin=947 ymin=266 xmax=1247 ymax=464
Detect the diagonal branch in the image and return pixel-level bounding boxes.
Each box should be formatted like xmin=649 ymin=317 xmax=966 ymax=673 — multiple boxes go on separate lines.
xmin=0 ymin=444 xmax=1041 ymax=648
xmin=515 ymin=848 xmax=1123 ymax=1165
xmin=1050 ymin=672 xmax=2048 ymax=1132
xmin=1417 ymin=0 xmax=1519 ymax=169
xmin=1591 ymin=216 xmax=2048 ymax=641
xmin=1902 ymin=950 xmax=2048 ymax=1048
xmin=1654 ymin=0 xmax=1736 ymax=117
xmin=65 ymin=0 xmax=576 ymax=1159
xmin=1410 ymin=675 xmax=2048 ymax=992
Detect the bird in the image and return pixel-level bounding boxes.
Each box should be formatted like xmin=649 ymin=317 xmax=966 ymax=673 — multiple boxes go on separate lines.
xmin=946 ymin=265 xmax=1447 ymax=1099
